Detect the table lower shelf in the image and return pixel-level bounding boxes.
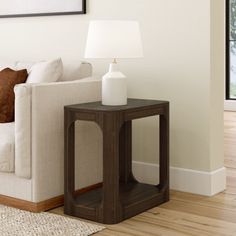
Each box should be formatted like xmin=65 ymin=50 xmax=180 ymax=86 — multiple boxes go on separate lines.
xmin=65 ymin=182 xmax=168 ymax=224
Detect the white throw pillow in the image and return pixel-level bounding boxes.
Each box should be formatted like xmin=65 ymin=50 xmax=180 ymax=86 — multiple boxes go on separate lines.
xmin=26 ymin=58 xmax=63 ymax=83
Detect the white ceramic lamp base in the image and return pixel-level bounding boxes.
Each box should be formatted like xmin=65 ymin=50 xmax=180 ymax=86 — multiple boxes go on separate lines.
xmin=102 ymin=63 xmax=127 ymax=106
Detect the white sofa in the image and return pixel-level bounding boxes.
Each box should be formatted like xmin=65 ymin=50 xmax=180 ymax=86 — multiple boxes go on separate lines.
xmin=0 ymin=61 xmax=103 ymax=211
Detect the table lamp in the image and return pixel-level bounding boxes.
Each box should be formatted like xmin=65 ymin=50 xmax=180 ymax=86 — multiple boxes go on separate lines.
xmin=84 ymin=20 xmax=143 ymax=106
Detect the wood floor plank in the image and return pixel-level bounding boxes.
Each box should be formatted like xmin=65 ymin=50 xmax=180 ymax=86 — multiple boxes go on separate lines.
xmin=170 ymin=190 xmax=236 ymax=211
xmin=145 ymin=208 xmax=236 ymax=236
xmin=160 ymin=199 xmax=236 ymax=224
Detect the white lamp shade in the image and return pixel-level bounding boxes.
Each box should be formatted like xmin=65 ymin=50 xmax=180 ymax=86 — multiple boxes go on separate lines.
xmin=84 ymin=20 xmax=143 ymax=59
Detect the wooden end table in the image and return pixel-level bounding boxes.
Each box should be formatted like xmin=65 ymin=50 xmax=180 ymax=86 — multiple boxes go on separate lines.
xmin=64 ymin=98 xmax=169 ymax=224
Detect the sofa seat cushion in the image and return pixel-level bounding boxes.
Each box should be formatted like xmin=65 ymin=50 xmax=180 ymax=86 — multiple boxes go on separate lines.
xmin=0 ymin=122 xmax=15 ymax=172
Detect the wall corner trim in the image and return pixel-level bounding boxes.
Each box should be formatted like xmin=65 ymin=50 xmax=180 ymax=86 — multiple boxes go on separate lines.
xmin=132 ymin=161 xmax=226 ymax=196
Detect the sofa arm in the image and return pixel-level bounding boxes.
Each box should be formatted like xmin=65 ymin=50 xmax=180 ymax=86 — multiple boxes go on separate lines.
xmin=31 ymin=79 xmax=102 ymax=202
xmin=14 ymin=79 xmax=102 ymax=182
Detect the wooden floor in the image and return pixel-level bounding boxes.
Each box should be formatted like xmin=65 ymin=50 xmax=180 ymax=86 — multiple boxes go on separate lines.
xmin=51 ymin=111 xmax=236 ymax=236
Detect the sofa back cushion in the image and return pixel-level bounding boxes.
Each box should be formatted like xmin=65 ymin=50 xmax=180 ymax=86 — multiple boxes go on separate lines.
xmin=59 ymin=61 xmax=93 ymax=81
xmin=0 ymin=68 xmax=28 ymax=123
xmin=0 ymin=61 xmax=16 ymax=71
xmin=16 ymin=60 xmax=92 ymax=82
xmin=0 ymin=59 xmax=92 ymax=83
xmin=26 ymin=58 xmax=63 ymax=83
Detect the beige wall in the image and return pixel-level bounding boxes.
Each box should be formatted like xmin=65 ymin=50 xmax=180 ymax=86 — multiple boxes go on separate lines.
xmin=0 ymin=0 xmax=224 ymax=172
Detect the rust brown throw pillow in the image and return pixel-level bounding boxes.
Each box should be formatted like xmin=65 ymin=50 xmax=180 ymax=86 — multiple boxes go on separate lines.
xmin=0 ymin=68 xmax=28 ymax=123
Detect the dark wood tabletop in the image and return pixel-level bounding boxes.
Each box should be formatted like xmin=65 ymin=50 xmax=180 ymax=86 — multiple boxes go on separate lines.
xmin=65 ymin=98 xmax=168 ymax=112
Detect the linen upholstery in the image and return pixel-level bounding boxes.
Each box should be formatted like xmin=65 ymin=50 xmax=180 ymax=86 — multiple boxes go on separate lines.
xmin=0 ymin=60 xmax=99 ymax=203
xmin=59 ymin=62 xmax=92 ymax=81
xmin=0 ymin=123 xmax=15 ymax=172
xmin=16 ymin=61 xmax=35 ymax=72
xmin=30 ymin=80 xmax=102 ymax=202
xmin=14 ymin=79 xmax=102 ymax=202
xmin=14 ymin=84 xmax=32 ymax=178
xmin=0 ymin=172 xmax=32 ymax=201
xmin=0 ymin=60 xmax=92 ymax=82
xmin=0 ymin=61 xmax=16 ymax=70
xmin=26 ymin=58 xmax=63 ymax=83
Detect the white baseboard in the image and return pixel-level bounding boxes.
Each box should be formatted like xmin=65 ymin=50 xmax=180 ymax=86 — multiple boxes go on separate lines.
xmin=132 ymin=161 xmax=226 ymax=196
xmin=224 ymin=100 xmax=236 ymax=111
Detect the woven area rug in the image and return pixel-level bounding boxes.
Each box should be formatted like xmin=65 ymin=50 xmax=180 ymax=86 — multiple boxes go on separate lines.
xmin=0 ymin=205 xmax=105 ymax=236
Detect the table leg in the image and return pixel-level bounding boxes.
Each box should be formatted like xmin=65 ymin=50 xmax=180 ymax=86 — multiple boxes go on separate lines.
xmin=99 ymin=113 xmax=122 ymax=224
xmin=159 ymin=106 xmax=169 ymax=200
xmin=64 ymin=121 xmax=75 ymax=214
xmin=119 ymin=121 xmax=137 ymax=183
